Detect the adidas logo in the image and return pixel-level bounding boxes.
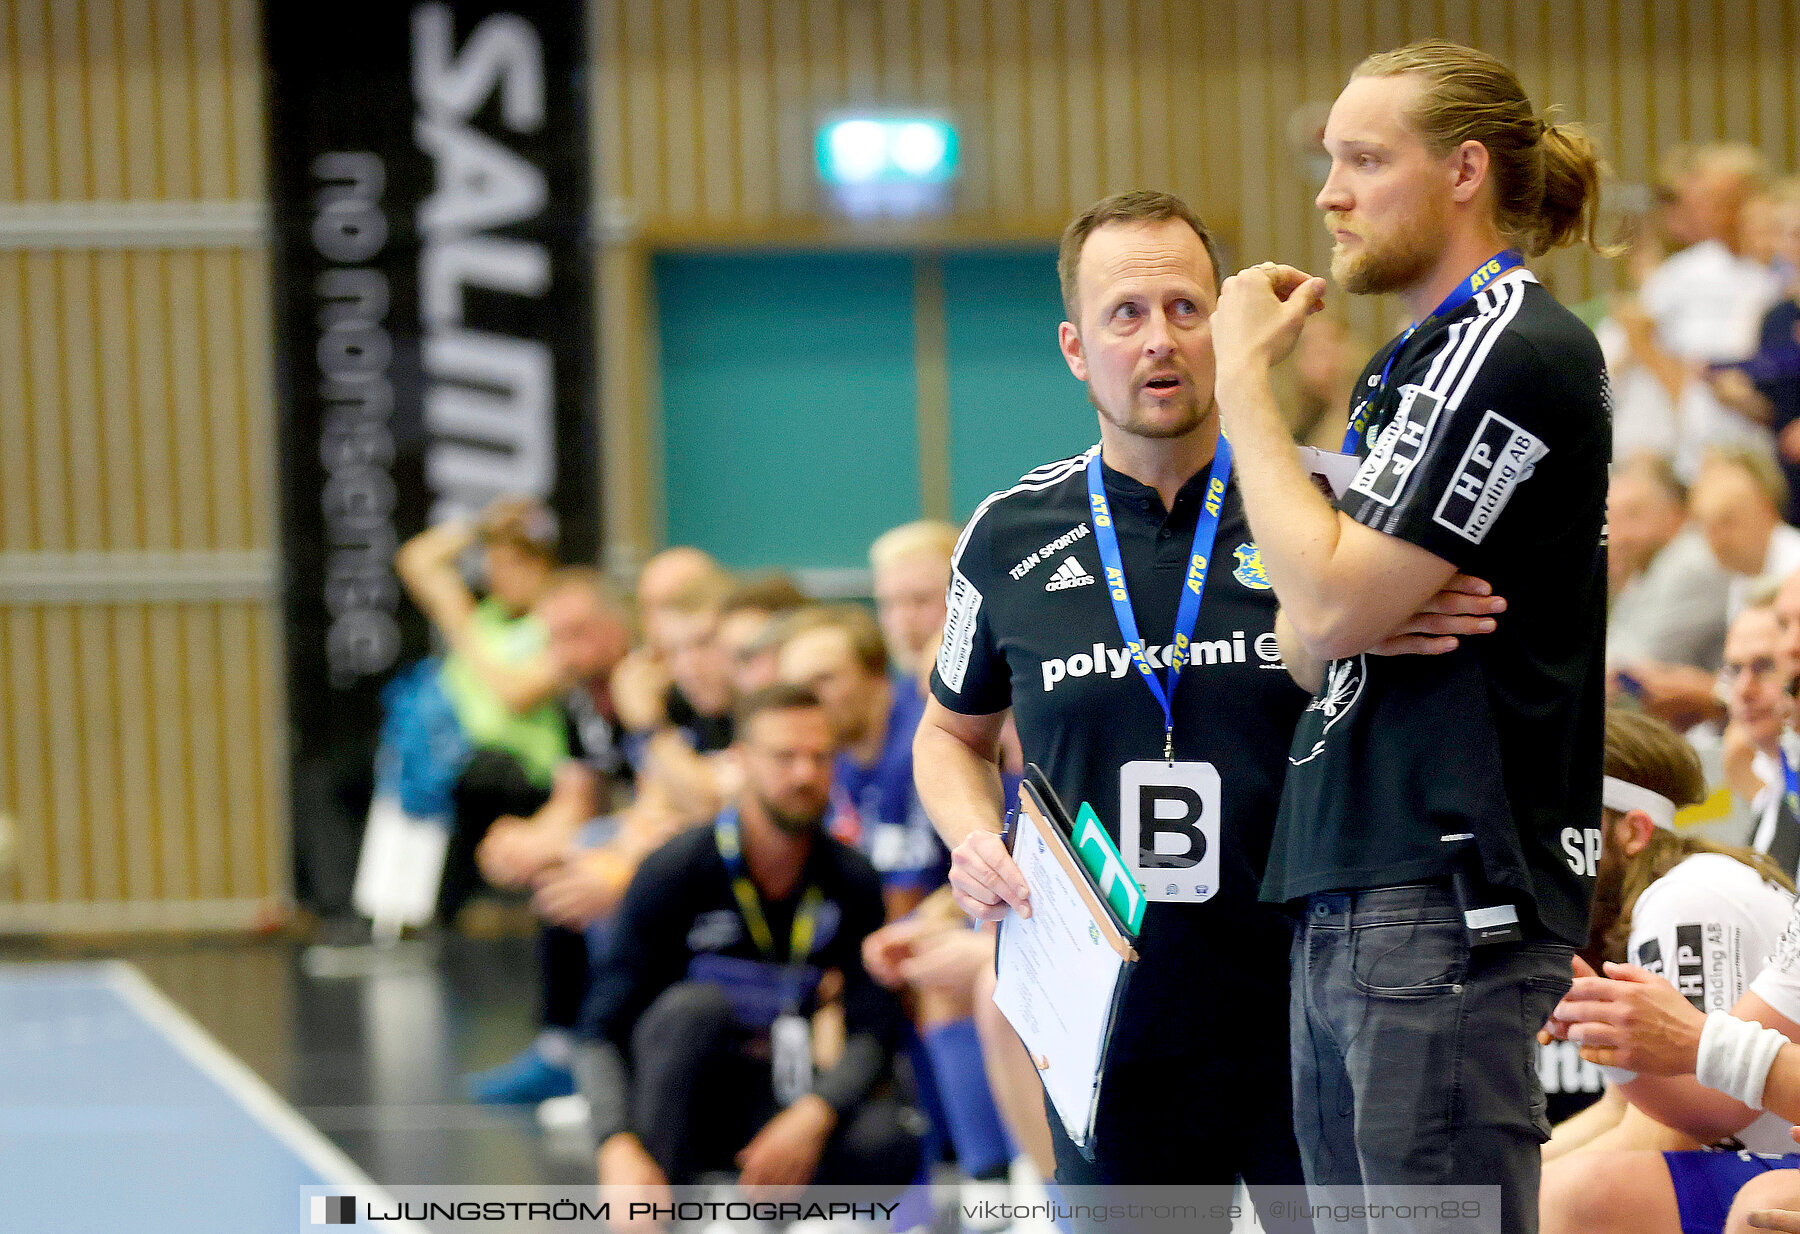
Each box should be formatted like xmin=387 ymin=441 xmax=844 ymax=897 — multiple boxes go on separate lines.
xmin=1045 ymin=556 xmax=1097 ymax=591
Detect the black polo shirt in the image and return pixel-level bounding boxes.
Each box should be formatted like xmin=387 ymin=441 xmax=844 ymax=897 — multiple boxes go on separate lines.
xmin=1260 ymin=271 xmax=1608 ymax=947
xmin=930 ymin=444 xmax=1310 ymax=1070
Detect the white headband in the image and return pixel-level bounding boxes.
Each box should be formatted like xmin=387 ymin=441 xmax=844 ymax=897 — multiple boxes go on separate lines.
xmin=1603 ymin=775 xmax=1678 ymax=831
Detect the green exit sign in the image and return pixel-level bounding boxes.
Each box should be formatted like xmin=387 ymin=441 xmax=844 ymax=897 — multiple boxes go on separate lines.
xmin=816 ymin=116 xmax=959 ymax=187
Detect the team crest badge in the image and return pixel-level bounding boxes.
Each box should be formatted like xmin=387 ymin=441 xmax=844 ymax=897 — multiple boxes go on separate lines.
xmin=1232 ymin=542 xmax=1271 ymax=590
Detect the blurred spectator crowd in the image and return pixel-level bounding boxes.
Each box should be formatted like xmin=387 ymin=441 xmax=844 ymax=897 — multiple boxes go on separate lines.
xmin=384 ymin=499 xmax=1042 ymax=1211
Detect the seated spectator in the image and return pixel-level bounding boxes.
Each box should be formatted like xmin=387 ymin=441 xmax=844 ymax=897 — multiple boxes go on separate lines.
xmin=1739 ymin=179 xmax=1800 ymax=523
xmin=852 ymin=635 xmax=1033 ymax=1195
xmin=717 ymin=574 xmax=811 ymax=697
xmin=636 ymin=546 xmax=729 ymax=621
xmin=616 ymin=574 xmax=739 ymax=823
xmin=1610 ymin=453 xmax=1731 ymax=674
xmin=461 ymin=568 xmax=635 ymax=1104
xmin=1725 ymin=586 xmax=1800 ymax=879
xmin=1539 ymin=712 xmax=1795 ymax=1234
xmin=393 ymin=496 xmax=571 ymax=922
xmin=1634 ymin=144 xmax=1782 ymax=474
xmin=1691 ymin=448 xmax=1800 ymax=621
xmin=1600 ymin=192 xmax=1683 ymax=461
xmin=869 ymin=520 xmax=960 ymax=692
xmin=1282 ymin=311 xmax=1363 ymax=451
xmin=862 ymin=889 xmax=1026 ymax=1190
xmin=1608 ymin=454 xmax=1734 ymax=732
xmin=578 ymin=685 xmax=921 ymax=1196
xmin=606 ymin=547 xmax=731 ymax=760
xmin=776 ymin=605 xmax=946 ymax=919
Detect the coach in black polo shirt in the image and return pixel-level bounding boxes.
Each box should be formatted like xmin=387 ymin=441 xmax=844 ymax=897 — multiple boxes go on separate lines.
xmin=1210 ymin=42 xmax=1608 ymax=1233
xmin=918 ymin=191 xmax=1309 ymax=1211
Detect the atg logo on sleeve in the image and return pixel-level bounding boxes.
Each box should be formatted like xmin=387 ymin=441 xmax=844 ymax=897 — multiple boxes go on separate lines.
xmin=1431 ymin=410 xmax=1548 ymax=544
xmin=312 ymin=1195 xmax=355 ymax=1225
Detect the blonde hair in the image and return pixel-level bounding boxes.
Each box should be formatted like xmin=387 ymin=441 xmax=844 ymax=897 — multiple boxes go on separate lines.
xmin=1354 ymin=40 xmax=1607 ymax=257
xmin=1693 ymin=142 xmax=1771 ymax=191
xmin=772 ymin=604 xmax=889 ymax=677
xmin=870 ymin=519 xmax=961 ymax=573
xmin=1698 ymin=444 xmax=1790 ymax=517
xmin=1601 ymin=709 xmax=1793 ymax=961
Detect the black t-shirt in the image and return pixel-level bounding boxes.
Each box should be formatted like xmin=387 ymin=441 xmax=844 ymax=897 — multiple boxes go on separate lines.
xmin=563 ymin=682 xmax=629 ymax=782
xmin=930 ymin=448 xmax=1309 ymax=1068
xmin=666 ymin=686 xmax=734 ymax=754
xmin=1261 ymin=271 xmax=1608 ymax=947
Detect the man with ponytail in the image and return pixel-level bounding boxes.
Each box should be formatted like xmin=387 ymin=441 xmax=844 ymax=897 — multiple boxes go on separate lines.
xmin=1210 ymin=40 xmax=1611 ymax=1231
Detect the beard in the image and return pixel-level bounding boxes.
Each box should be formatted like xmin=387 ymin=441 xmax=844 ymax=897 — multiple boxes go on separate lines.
xmin=1329 ymin=202 xmax=1450 ymax=296
xmin=763 ymin=792 xmax=829 ymax=837
xmin=1091 ymin=385 xmax=1213 ymax=441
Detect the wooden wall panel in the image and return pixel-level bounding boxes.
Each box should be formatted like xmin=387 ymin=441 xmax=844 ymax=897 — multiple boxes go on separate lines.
xmin=0 ymin=247 xmax=270 ymax=557
xmin=3 ymin=0 xmax=263 ymax=204
xmin=592 ymin=0 xmax=1800 ymax=348
xmin=1 ymin=0 xmax=281 ymax=931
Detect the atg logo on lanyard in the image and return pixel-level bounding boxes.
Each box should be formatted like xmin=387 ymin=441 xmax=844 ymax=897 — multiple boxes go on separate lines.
xmin=1084 ymin=444 xmax=1231 ymax=904
xmin=1343 ymin=250 xmax=1524 ymax=456
xmin=1084 ymin=439 xmax=1233 ymax=764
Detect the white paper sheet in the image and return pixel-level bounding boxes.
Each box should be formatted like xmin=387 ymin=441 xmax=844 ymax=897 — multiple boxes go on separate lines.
xmin=992 ymin=804 xmax=1133 ymax=1151
xmin=1299 ymin=445 xmax=1361 ymax=499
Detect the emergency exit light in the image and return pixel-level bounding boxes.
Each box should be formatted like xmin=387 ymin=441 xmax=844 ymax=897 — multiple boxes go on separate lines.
xmin=816 ymin=116 xmax=959 ymax=187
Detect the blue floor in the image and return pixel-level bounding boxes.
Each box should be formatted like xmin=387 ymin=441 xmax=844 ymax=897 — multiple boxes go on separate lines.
xmin=0 ymin=961 xmax=368 ymax=1234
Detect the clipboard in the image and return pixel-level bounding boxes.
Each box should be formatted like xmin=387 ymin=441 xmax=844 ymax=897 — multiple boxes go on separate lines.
xmin=994 ymin=765 xmax=1138 ymax=1161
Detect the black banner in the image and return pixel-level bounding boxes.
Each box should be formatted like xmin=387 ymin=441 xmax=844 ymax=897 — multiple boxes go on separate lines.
xmin=267 ymin=1 xmax=597 ymax=914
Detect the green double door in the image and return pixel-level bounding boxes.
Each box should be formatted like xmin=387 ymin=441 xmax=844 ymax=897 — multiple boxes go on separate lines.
xmin=656 ymin=249 xmax=1099 ymax=572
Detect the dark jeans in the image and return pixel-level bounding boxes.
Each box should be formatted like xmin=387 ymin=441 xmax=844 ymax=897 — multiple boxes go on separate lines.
xmin=538 ymin=924 xmax=592 ymax=1033
xmin=437 ymin=748 xmax=550 ymax=923
xmin=630 ymin=982 xmax=922 ymax=1189
xmin=1291 ymin=884 xmax=1573 ymax=1234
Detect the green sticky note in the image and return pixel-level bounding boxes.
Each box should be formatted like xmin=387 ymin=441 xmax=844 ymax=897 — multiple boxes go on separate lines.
xmin=1071 ymin=803 xmax=1144 ymax=935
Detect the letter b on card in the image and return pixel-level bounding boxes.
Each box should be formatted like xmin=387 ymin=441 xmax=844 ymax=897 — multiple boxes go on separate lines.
xmin=1119 ymin=760 xmax=1221 ymax=903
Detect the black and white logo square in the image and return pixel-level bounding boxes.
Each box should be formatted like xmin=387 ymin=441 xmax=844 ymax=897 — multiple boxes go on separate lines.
xmin=1349 ymin=384 xmax=1444 ymax=508
xmin=1432 ymin=410 xmax=1547 ymax=544
xmin=312 ymin=1195 xmax=355 ymax=1225
xmin=1118 ymin=760 xmax=1221 ymax=903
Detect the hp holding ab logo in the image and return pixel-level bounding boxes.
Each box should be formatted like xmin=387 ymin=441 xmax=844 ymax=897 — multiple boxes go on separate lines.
xmin=312 ymin=1195 xmax=355 ymax=1225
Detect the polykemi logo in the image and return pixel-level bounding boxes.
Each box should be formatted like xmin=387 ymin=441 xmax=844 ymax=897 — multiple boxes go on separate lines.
xmin=1044 ymin=556 xmax=1096 ymax=591
xmin=1041 ymin=633 xmax=1271 ymax=691
xmin=312 ymin=1195 xmax=355 ymax=1225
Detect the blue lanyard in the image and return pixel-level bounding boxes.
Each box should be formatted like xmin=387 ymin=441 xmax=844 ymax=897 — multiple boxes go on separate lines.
xmin=1783 ymin=747 xmax=1799 ymax=817
xmin=1342 ymin=249 xmax=1526 ymax=454
xmin=714 ymin=808 xmax=823 ymax=961
xmin=1084 ymin=437 xmax=1233 ymax=764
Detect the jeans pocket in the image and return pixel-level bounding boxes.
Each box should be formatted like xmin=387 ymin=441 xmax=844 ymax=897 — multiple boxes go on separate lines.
xmin=1348 ymin=916 xmax=1468 ymax=999
xmin=1519 ymin=947 xmax=1576 ymax=1139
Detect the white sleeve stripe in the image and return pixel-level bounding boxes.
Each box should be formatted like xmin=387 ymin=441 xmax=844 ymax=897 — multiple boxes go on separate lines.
xmin=1404 ymin=280 xmax=1524 ymax=412
xmin=950 ymin=445 xmax=1097 ymax=568
xmin=1399 ymin=271 xmax=1535 ymax=412
xmin=1365 ymin=282 xmax=1529 ymax=538
xmin=1416 ymin=306 xmax=1479 ymax=392
xmin=1447 ymin=283 xmax=1530 ymax=410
